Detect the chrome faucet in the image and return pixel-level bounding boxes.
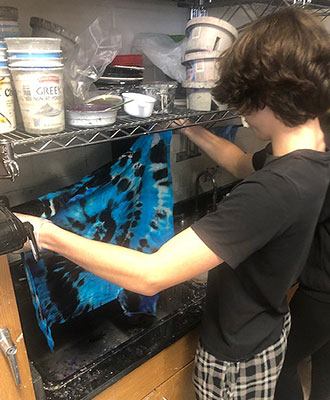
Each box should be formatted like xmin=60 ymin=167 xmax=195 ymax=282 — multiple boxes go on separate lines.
xmin=195 ymin=170 xmax=217 ymax=215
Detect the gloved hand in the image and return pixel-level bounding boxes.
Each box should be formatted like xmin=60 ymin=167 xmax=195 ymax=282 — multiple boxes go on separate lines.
xmin=14 ymin=213 xmax=53 ymax=251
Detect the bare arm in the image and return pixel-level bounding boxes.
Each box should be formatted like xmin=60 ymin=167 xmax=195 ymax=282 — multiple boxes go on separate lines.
xmin=179 ymin=123 xmax=255 ymax=179
xmin=26 ymin=219 xmax=223 ymax=296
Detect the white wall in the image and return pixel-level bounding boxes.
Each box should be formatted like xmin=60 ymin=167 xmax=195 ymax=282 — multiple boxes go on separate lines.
xmin=2 ymin=1 xmax=325 ymax=206
xmin=2 ymin=0 xmax=188 ymax=52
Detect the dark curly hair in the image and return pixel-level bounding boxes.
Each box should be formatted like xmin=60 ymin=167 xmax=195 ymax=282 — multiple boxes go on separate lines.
xmin=213 ymin=7 xmax=330 ymax=127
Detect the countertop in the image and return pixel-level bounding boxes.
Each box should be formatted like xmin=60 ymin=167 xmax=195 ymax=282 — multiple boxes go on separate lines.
xmin=11 ymin=261 xmax=206 ymax=400
xmin=10 ymin=180 xmax=238 ymax=400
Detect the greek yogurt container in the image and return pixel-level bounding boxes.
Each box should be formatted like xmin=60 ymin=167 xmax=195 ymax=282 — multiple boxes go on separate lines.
xmin=0 ymin=67 xmax=16 ymax=133
xmin=10 ymin=66 xmax=65 ymax=134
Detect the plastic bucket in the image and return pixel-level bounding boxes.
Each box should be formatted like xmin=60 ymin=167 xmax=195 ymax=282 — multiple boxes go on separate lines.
xmin=182 ymin=50 xmax=220 ymax=82
xmin=10 ymin=67 xmax=65 ymax=134
xmin=0 ymin=69 xmax=16 ymax=133
xmin=183 ymin=80 xmax=215 ymax=111
xmin=5 ymin=37 xmax=61 ymax=51
xmin=185 ymin=16 xmax=238 ymax=53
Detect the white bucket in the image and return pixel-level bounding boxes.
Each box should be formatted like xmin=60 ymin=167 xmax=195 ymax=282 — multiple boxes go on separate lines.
xmin=10 ymin=67 xmax=65 ymax=134
xmin=183 ymin=80 xmax=215 ymax=111
xmin=5 ymin=37 xmax=61 ymax=51
xmin=185 ymin=16 xmax=238 ymax=53
xmin=182 ymin=50 xmax=220 ymax=82
xmin=0 ymin=70 xmax=16 ymax=133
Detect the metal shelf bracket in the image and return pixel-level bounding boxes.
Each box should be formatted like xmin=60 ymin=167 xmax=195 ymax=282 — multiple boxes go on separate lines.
xmin=0 ymin=140 xmax=19 ymax=181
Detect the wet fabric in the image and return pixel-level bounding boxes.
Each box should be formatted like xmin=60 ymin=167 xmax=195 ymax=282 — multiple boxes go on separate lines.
xmin=17 ymin=131 xmax=174 ymax=351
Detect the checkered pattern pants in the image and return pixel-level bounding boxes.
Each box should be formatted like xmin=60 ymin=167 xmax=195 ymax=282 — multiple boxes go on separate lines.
xmin=193 ymin=313 xmax=291 ymax=400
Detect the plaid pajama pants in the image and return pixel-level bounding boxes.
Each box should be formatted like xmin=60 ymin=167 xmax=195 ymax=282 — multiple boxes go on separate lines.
xmin=193 ymin=313 xmax=291 ymax=400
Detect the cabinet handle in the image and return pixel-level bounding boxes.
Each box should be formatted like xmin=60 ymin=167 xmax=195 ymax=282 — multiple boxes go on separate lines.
xmin=0 ymin=327 xmax=21 ymax=386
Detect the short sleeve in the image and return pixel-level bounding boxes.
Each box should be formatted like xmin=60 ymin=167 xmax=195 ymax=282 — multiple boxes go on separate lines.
xmin=252 ymin=143 xmax=272 ymax=171
xmin=191 ymin=171 xmax=299 ymax=268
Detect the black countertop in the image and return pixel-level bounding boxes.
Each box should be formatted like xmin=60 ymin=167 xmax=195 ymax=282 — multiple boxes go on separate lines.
xmin=11 ymin=261 xmax=206 ymax=400
xmin=11 ymin=180 xmax=238 ymax=400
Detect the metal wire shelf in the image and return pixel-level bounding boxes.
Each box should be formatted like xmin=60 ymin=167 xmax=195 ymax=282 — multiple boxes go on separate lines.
xmin=176 ymin=0 xmax=330 ymax=26
xmin=0 ymin=108 xmax=238 ymax=180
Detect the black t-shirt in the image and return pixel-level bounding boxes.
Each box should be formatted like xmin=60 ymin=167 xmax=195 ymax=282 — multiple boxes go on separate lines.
xmin=192 ymin=149 xmax=330 ymax=361
xmin=253 ymin=144 xmax=330 ymax=303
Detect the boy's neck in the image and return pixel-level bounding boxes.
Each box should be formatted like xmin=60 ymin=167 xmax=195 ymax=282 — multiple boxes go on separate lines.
xmin=271 ymin=118 xmax=326 ymax=156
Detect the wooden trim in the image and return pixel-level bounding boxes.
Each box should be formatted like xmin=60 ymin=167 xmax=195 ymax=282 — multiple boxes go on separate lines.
xmin=0 ymin=256 xmax=35 ymax=400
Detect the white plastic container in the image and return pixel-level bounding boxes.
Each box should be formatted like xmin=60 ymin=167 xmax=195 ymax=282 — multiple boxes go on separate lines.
xmin=122 ymin=93 xmax=156 ymax=118
xmin=8 ymin=58 xmax=63 ymax=68
xmin=5 ymin=37 xmax=61 ymax=52
xmin=7 ymin=50 xmax=62 ymax=58
xmin=10 ymin=67 xmax=65 ymax=134
xmin=182 ymin=51 xmax=220 ymax=82
xmin=185 ymin=16 xmax=238 ymax=53
xmin=66 ymin=104 xmax=119 ymax=128
xmin=183 ymin=80 xmax=215 ymax=111
xmin=0 ymin=68 xmax=16 ymax=133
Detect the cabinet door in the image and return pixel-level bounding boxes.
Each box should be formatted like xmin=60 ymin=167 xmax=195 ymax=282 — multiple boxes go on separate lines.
xmin=155 ymin=361 xmax=195 ymax=400
xmin=0 ymin=256 xmax=35 ymax=400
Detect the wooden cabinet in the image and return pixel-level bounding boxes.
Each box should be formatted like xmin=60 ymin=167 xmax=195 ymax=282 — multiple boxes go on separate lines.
xmin=0 ymin=256 xmax=35 ymax=400
xmin=94 ymin=328 xmax=200 ymax=400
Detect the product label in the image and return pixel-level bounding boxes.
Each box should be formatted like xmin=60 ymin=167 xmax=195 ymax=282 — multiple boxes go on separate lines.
xmin=12 ymin=70 xmax=65 ymax=134
xmin=0 ymin=75 xmax=16 ymax=133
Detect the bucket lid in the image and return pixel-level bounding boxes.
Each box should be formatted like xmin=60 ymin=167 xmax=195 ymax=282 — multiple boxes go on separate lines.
xmin=182 ymin=80 xmax=216 ymax=89
xmin=186 ymin=16 xmax=238 ymax=40
xmin=183 ymin=50 xmax=221 ymax=63
xmin=9 ymin=66 xmax=64 ymax=71
xmin=30 ymin=17 xmax=77 ymax=44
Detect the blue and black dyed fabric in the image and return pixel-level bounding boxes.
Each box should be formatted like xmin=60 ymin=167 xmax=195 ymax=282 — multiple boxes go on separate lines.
xmin=16 ymin=132 xmax=174 ymax=351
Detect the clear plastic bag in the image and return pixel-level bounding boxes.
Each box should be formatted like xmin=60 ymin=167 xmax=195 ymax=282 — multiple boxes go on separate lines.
xmin=64 ymin=15 xmax=122 ymax=103
xmin=132 ymin=33 xmax=186 ymax=83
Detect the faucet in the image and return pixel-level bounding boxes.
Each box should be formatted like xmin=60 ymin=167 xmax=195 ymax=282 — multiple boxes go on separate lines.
xmin=194 ymin=170 xmax=217 ymax=216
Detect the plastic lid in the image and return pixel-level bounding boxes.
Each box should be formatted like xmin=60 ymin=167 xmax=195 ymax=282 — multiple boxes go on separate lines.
xmin=186 ymin=16 xmax=238 ymax=40
xmin=30 ymin=17 xmax=77 ymax=43
xmin=111 ymin=54 xmax=143 ymax=67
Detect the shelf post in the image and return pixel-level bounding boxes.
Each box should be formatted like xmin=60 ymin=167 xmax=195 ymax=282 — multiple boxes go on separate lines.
xmin=0 ymin=139 xmax=19 ymax=181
